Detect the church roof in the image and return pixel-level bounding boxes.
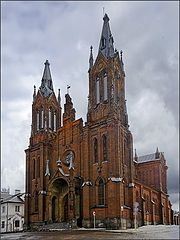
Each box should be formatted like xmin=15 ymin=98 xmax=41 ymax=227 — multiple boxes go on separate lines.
xmin=98 ymin=13 xmax=115 ymax=58
xmin=137 ymin=153 xmax=156 ymax=163
xmin=135 ymin=153 xmax=162 ymax=163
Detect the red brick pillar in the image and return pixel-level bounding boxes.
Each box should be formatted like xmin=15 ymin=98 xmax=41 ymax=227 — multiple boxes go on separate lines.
xmin=82 ymin=185 xmax=90 ymax=227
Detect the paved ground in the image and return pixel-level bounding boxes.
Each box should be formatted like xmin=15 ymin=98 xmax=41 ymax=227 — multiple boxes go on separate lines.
xmin=1 ymin=225 xmax=179 ymax=239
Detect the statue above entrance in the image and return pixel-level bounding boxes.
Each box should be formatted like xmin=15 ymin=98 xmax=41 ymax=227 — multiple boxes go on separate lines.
xmin=64 ymin=151 xmax=74 ymax=170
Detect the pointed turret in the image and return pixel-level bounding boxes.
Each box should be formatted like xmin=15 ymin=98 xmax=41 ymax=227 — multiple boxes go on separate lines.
xmin=63 ymin=92 xmax=76 ymax=124
xmin=89 ymin=46 xmax=94 ymax=70
xmin=120 ymin=50 xmax=125 ymax=71
xmin=98 ymin=13 xmax=115 ymax=58
xmin=58 ymin=89 xmax=61 ymax=107
xmin=33 ymin=85 xmax=36 ymax=102
xmin=134 ymin=149 xmax=138 ymax=162
xmin=124 ymin=99 xmax=129 ymax=127
xmin=155 ymin=147 xmax=160 ymax=159
xmin=39 ymin=60 xmax=54 ymax=97
xmin=30 ymin=124 xmax=33 ymax=136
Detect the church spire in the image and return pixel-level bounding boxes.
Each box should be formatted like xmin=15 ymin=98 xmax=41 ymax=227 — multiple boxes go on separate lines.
xmin=98 ymin=13 xmax=115 ymax=58
xmin=39 ymin=60 xmax=54 ymax=97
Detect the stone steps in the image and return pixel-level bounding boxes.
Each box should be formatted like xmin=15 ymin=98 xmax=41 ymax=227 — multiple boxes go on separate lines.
xmin=38 ymin=222 xmax=70 ymax=232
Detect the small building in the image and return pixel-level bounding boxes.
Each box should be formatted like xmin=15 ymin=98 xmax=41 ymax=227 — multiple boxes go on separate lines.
xmin=1 ymin=189 xmax=24 ymax=233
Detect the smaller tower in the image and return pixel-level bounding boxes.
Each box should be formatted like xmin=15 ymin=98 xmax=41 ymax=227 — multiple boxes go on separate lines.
xmin=63 ymin=92 xmax=76 ymax=125
xmin=31 ymin=60 xmax=61 ymax=139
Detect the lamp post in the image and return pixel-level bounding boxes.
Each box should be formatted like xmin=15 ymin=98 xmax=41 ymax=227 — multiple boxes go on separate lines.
xmin=6 ymin=202 xmax=9 ymax=232
xmin=121 ymin=206 xmax=124 ymax=229
xmin=146 ymin=211 xmax=149 ymax=225
xmin=93 ymin=211 xmax=96 ymax=228
xmin=133 ymin=202 xmax=139 ymax=229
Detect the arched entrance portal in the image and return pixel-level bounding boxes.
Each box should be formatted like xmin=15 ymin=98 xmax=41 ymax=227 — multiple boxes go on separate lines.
xmin=51 ymin=178 xmax=69 ymax=223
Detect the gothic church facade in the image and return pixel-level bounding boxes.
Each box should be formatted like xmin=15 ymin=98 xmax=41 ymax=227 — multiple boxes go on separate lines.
xmin=25 ymin=14 xmax=172 ymax=229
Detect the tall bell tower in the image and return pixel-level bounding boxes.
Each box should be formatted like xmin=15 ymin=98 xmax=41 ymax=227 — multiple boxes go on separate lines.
xmin=87 ymin=13 xmax=128 ymax=129
xmin=25 ymin=60 xmax=62 ymax=226
xmin=83 ymin=14 xmax=135 ymax=229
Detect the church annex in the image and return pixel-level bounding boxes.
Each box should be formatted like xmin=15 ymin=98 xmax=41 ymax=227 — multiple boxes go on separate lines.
xmin=24 ymin=14 xmax=172 ymax=229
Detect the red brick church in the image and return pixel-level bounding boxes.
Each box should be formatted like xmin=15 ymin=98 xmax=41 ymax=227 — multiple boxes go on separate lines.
xmin=24 ymin=14 xmax=172 ymax=229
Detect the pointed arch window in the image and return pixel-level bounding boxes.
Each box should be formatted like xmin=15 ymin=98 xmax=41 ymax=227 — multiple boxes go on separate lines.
xmin=49 ymin=108 xmax=52 ymax=129
xmin=36 ymin=157 xmax=40 ymax=178
xmin=41 ymin=108 xmax=44 ymax=129
xmin=54 ymin=112 xmax=56 ymax=132
xmin=39 ymin=107 xmax=44 ymax=129
xmin=33 ymin=159 xmax=36 ymax=179
xmin=102 ymin=135 xmax=107 ymax=161
xmin=94 ymin=138 xmax=98 ymax=163
xmin=96 ymin=78 xmax=100 ymax=104
xmin=98 ymin=179 xmax=105 ymax=206
xmin=101 ymin=37 xmax=106 ymax=49
xmin=103 ymin=73 xmax=108 ymax=101
xmin=37 ymin=111 xmax=39 ymax=131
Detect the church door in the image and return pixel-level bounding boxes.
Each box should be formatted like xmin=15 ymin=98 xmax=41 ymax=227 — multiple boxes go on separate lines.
xmin=52 ymin=196 xmax=57 ymax=222
xmin=63 ymin=194 xmax=68 ymax=222
xmin=51 ymin=178 xmax=69 ymax=223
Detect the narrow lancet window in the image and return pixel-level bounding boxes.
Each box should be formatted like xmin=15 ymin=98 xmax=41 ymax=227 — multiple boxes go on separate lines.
xmin=96 ymin=78 xmax=100 ymax=104
xmin=103 ymin=73 xmax=108 ymax=101
xmin=98 ymin=179 xmax=105 ymax=205
xmin=33 ymin=159 xmax=36 ymax=179
xmin=41 ymin=108 xmax=44 ymax=129
xmin=37 ymin=111 xmax=39 ymax=131
xmin=49 ymin=108 xmax=52 ymax=129
xmin=103 ymin=135 xmax=107 ymax=161
xmin=94 ymin=138 xmax=98 ymax=163
xmin=36 ymin=157 xmax=40 ymax=178
xmin=54 ymin=112 xmax=56 ymax=132
xmin=101 ymin=37 xmax=106 ymax=49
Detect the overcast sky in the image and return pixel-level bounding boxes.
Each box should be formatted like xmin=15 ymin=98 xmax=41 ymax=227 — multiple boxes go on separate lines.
xmin=1 ymin=1 xmax=179 ymax=211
